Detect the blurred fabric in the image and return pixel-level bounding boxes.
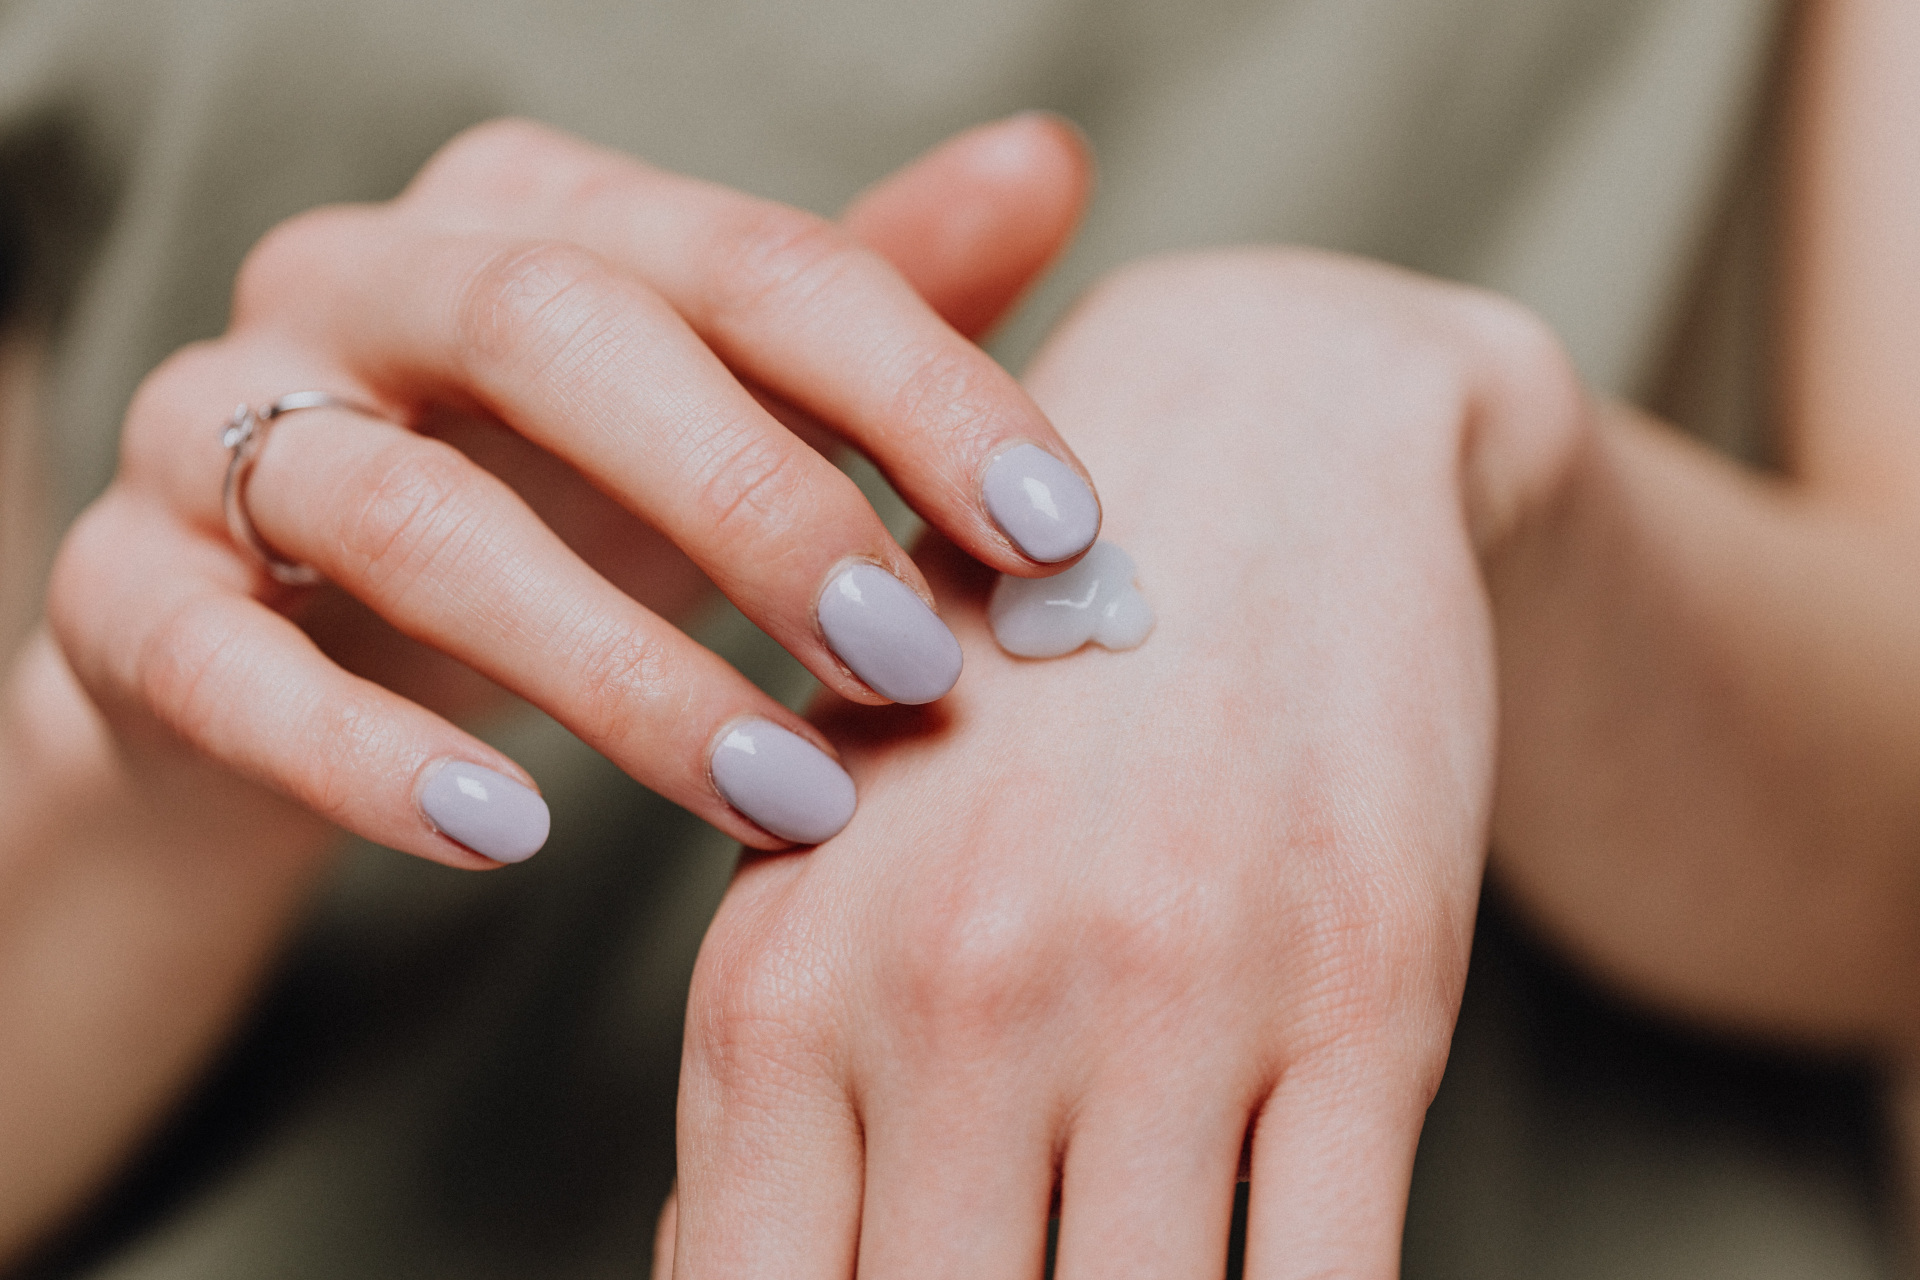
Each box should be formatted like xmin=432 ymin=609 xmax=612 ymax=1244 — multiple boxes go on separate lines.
xmin=4 ymin=0 xmax=1888 ymax=1276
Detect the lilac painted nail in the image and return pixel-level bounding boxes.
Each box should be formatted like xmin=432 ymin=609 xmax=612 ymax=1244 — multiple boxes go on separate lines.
xmin=816 ymin=563 xmax=963 ymax=704
xmin=420 ymin=761 xmax=551 ymax=864
xmin=711 ymin=720 xmax=857 ymax=844
xmin=982 ymin=443 xmax=1100 ymax=563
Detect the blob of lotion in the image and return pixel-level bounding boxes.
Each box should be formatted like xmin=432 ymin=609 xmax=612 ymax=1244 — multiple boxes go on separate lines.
xmin=987 ymin=541 xmax=1155 ymax=658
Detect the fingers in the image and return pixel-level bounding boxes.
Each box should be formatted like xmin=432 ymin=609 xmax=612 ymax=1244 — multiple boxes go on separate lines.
xmin=671 ymin=1092 xmax=865 ymax=1280
xmin=1051 ymin=1090 xmax=1248 ymax=1280
xmin=1242 ymin=1054 xmax=1429 ymax=1280
xmin=48 ymin=491 xmax=544 ymax=869
xmin=855 ymin=1085 xmax=1055 ymax=1280
xmin=672 ymin=932 xmax=865 ymax=1279
xmin=842 ymin=113 xmax=1093 ymax=341
xmin=244 ymin=217 xmax=962 ymax=706
xmin=404 ymin=118 xmax=1102 ymax=572
xmin=236 ymin=401 xmax=852 ymax=846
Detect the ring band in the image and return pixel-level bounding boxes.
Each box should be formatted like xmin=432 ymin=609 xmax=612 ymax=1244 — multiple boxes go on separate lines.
xmin=220 ymin=391 xmax=381 ymax=586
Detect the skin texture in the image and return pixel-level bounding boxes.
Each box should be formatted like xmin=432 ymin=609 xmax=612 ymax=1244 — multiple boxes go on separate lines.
xmin=0 ymin=114 xmax=1093 ymax=1265
xmin=1488 ymin=0 xmax=1920 ymax=1051
xmin=668 ymin=252 xmax=1580 ymax=1280
xmin=660 ymin=0 xmax=1920 ymax=1271
xmin=10 ymin=0 xmax=1920 ymax=1271
xmin=49 ymin=114 xmax=1100 ymax=870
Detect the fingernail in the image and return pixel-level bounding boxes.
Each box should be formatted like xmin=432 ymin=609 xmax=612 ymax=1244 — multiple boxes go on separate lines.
xmin=711 ymin=719 xmax=857 ymax=844
xmin=419 ymin=761 xmax=551 ymax=864
xmin=817 ymin=563 xmax=963 ymax=704
xmin=982 ymin=443 xmax=1100 ymax=563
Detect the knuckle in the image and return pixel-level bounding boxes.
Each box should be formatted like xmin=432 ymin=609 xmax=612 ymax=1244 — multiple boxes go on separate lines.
xmin=702 ymin=201 xmax=866 ymax=325
xmin=883 ymin=889 xmax=1061 ymax=1054
xmin=132 ymin=590 xmax=245 ymax=743
xmin=450 ymin=238 xmax=629 ymax=379
xmin=1083 ymin=246 xmax=1312 ymax=315
xmin=1281 ymin=865 xmax=1461 ymax=1061
xmin=119 ymin=341 xmax=223 ymax=477
xmin=563 ymin=619 xmax=676 ymax=751
xmin=231 ymin=205 xmax=366 ymax=329
xmin=885 ymin=343 xmax=1000 ymax=449
xmin=293 ymin=693 xmax=386 ymax=825
xmin=687 ymin=927 xmax=830 ymax=1100
xmin=685 ymin=424 xmax=820 ymax=556
xmin=408 ymin=118 xmax=575 ymax=206
xmin=334 ymin=435 xmax=486 ymax=595
xmin=46 ymin=499 xmax=130 ymax=672
xmin=1459 ymin=288 xmax=1583 ymax=408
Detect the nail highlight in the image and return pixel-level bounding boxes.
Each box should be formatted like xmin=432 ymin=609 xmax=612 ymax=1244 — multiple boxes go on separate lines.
xmin=817 ymin=563 xmax=963 ymax=704
xmin=711 ymin=719 xmax=857 ymax=844
xmin=982 ymin=443 xmax=1100 ymax=563
xmin=420 ymin=761 xmax=551 ymax=864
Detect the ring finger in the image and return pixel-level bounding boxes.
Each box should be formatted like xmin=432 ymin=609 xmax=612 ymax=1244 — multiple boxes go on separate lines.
xmin=139 ymin=356 xmax=863 ymax=849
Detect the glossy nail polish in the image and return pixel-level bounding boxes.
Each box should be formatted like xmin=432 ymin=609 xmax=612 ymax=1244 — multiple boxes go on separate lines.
xmin=420 ymin=761 xmax=551 ymax=863
xmin=710 ymin=719 xmax=857 ymax=844
xmin=981 ymin=443 xmax=1100 ymax=563
xmin=817 ymin=563 xmax=963 ymax=704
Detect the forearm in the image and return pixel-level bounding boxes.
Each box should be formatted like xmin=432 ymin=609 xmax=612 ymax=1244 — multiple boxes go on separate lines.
xmin=0 ymin=628 xmax=333 ymax=1264
xmin=1489 ymin=402 xmax=1920 ymax=1049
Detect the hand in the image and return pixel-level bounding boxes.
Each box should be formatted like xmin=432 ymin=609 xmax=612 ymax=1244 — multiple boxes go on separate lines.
xmin=45 ymin=114 xmax=1095 ymax=868
xmin=665 ymin=250 xmax=1585 ymax=1278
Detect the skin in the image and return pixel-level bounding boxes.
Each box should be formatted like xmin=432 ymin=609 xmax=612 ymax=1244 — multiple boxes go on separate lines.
xmin=666 ymin=252 xmax=1570 ymax=1280
xmin=4 ymin=0 xmax=1920 ymax=1271
xmin=50 ymin=115 xmax=1101 ymax=868
xmin=0 ymin=113 xmax=1093 ymax=1263
xmin=657 ymin=0 xmax=1920 ymax=1272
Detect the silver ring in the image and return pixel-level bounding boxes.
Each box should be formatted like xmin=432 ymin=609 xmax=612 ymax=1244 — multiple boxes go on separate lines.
xmin=220 ymin=391 xmax=381 ymax=586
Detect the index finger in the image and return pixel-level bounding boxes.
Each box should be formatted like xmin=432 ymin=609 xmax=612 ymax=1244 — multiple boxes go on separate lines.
xmin=406 ymin=120 xmax=1103 ymax=573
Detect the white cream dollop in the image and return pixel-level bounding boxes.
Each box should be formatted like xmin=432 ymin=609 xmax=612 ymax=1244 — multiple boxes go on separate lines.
xmin=987 ymin=541 xmax=1155 ymax=658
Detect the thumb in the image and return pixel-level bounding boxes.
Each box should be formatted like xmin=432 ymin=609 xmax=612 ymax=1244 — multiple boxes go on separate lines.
xmin=842 ymin=112 xmax=1093 ymax=340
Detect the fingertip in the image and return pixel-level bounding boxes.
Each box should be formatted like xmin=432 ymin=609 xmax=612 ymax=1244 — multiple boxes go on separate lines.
xmin=981 ymin=442 xmax=1102 ymax=567
xmin=815 ymin=562 xmax=964 ymax=706
xmin=844 ymin=112 xmax=1095 ymax=339
xmin=709 ymin=717 xmax=858 ymax=846
xmin=973 ymin=110 xmax=1096 ymax=203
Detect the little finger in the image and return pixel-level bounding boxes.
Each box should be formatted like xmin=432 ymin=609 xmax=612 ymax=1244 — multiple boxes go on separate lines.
xmin=49 ymin=492 xmax=547 ymax=868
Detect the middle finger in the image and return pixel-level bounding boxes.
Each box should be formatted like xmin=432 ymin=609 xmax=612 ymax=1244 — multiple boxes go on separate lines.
xmin=245 ymin=209 xmax=964 ymax=707
xmin=1052 ymin=1084 xmax=1250 ymax=1280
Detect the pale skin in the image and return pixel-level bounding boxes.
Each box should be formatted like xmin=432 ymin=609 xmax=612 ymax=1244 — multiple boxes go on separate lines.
xmin=0 ymin=114 xmax=1095 ymax=1259
xmin=4 ymin=0 xmax=1920 ymax=1274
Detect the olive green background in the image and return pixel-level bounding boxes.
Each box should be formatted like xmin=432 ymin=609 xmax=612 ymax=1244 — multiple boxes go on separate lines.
xmin=2 ymin=0 xmax=1891 ymax=1275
